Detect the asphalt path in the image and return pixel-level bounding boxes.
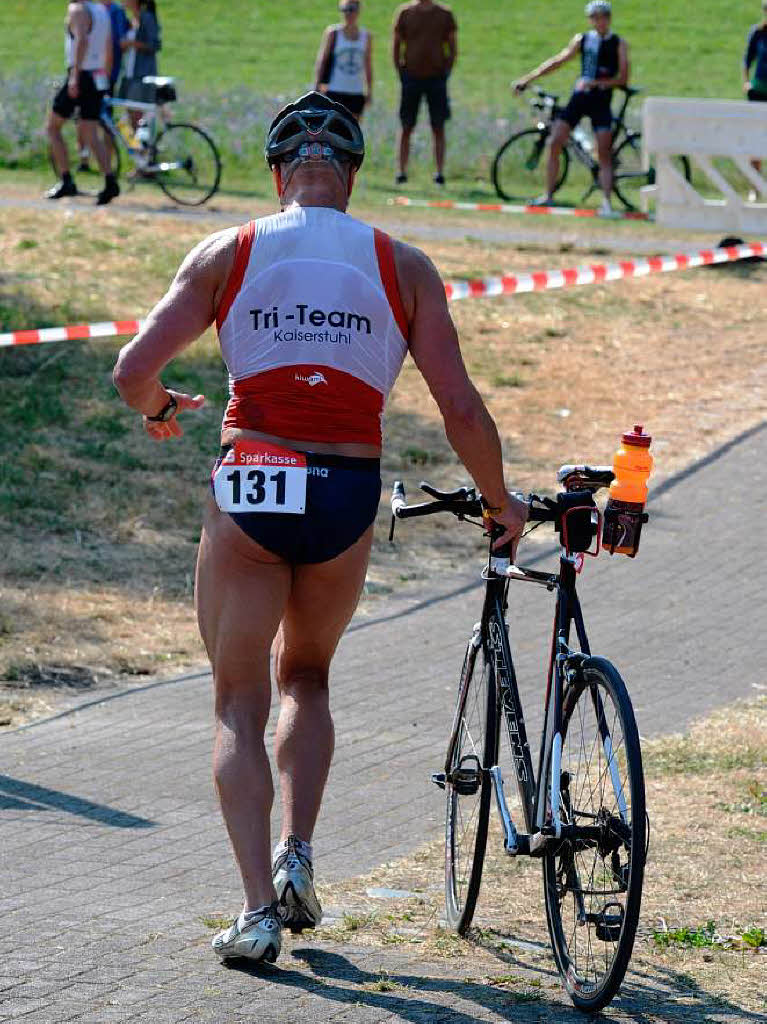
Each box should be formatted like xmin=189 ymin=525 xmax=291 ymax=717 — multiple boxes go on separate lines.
xmin=0 ymin=422 xmax=764 ymax=1022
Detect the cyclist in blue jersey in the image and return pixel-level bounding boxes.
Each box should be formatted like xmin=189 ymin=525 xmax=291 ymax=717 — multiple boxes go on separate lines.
xmin=513 ymin=1 xmax=629 ymax=214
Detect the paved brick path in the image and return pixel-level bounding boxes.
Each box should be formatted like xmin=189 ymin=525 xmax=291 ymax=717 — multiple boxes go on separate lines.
xmin=0 ymin=423 xmax=764 ymax=1022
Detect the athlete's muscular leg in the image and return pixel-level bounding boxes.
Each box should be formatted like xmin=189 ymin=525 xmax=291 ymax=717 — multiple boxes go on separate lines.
xmin=546 ymin=119 xmax=571 ymax=199
xmin=432 ymin=124 xmax=446 ymax=176
xmin=596 ymin=128 xmax=613 ymax=200
xmin=47 ymin=111 xmax=70 ymax=177
xmin=274 ymin=525 xmax=373 ymax=843
xmin=398 ymin=125 xmax=413 ymax=176
xmin=196 ymin=496 xmax=292 ymax=912
xmin=80 ymin=118 xmax=111 ymax=176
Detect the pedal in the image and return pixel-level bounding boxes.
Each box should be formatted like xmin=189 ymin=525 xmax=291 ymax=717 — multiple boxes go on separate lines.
xmin=430 ymin=772 xmax=446 ymax=790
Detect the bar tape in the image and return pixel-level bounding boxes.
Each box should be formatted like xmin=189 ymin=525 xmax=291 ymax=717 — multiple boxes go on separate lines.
xmin=390 ymin=196 xmax=650 ymax=221
xmin=0 ymin=241 xmax=763 ymax=347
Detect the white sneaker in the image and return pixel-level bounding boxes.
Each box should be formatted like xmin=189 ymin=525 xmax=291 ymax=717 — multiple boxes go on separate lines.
xmin=600 ymin=197 xmax=613 ymax=216
xmin=273 ymin=834 xmax=322 ymax=934
xmin=212 ymin=902 xmax=282 ymax=962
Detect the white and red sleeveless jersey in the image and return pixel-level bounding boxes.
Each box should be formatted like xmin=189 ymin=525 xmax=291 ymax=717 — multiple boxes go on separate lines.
xmin=216 ymin=206 xmax=409 ymax=446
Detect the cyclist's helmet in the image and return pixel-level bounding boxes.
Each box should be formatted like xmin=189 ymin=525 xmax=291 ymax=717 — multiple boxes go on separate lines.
xmin=585 ymin=0 xmax=611 ymax=14
xmin=265 ymin=91 xmax=365 ymax=170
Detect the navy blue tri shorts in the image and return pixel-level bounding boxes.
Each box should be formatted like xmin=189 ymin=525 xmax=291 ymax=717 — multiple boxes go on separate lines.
xmin=561 ymin=88 xmax=613 ymax=132
xmin=212 ymin=446 xmax=381 ymax=565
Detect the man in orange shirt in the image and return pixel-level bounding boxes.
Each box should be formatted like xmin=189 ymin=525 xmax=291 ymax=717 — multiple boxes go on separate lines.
xmin=392 ymin=0 xmax=457 ymax=186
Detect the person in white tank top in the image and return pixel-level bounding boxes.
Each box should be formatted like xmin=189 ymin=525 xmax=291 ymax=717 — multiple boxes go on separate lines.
xmin=46 ymin=1 xmax=120 ymax=205
xmin=113 ymin=92 xmax=528 ymax=965
xmin=315 ymin=0 xmax=372 ymax=118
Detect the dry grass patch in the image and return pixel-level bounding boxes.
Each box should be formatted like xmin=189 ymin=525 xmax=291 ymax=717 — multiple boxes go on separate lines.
xmin=292 ymin=698 xmax=766 ymax=1018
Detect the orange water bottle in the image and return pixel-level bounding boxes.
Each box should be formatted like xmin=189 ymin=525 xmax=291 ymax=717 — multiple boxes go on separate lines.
xmin=602 ymin=425 xmax=653 ymax=556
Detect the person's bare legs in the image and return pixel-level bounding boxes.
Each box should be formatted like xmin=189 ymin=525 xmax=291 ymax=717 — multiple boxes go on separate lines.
xmin=274 ymin=525 xmax=373 ymax=843
xmin=79 ymin=119 xmax=111 ymax=176
xmin=432 ymin=124 xmax=446 ymax=177
xmin=196 ymin=497 xmax=292 ymax=912
xmin=545 ymin=119 xmax=571 ymax=200
xmin=398 ymin=124 xmax=413 ymax=178
xmin=47 ymin=111 xmax=70 ymax=177
xmin=596 ymin=128 xmax=613 ymax=202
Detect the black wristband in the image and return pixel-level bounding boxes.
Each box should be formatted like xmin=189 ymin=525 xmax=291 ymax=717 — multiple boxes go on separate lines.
xmin=145 ymin=394 xmax=177 ymax=422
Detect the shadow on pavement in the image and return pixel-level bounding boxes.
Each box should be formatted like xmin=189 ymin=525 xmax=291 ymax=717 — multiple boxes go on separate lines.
xmin=0 ymin=774 xmax=156 ymax=828
xmin=222 ymin=944 xmax=762 ymax=1023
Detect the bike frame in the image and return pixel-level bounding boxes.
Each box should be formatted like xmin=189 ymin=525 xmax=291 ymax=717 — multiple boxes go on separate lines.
xmin=450 ymin=534 xmax=626 ymax=859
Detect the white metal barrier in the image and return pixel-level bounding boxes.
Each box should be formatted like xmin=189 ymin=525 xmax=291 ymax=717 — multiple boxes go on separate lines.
xmin=641 ymin=97 xmax=767 ymax=232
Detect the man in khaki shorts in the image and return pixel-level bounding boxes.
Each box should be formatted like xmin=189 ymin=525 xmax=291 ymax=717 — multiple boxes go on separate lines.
xmin=392 ymin=0 xmax=457 ymax=185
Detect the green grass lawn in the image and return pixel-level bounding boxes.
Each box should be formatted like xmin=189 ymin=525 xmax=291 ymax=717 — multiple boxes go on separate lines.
xmin=0 ymin=0 xmax=754 ymax=107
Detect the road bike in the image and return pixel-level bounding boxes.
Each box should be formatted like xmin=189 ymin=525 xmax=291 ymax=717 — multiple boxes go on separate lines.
xmin=389 ymin=464 xmax=647 ymax=1012
xmin=491 ymin=85 xmax=690 ymax=210
xmin=60 ymin=76 xmax=222 ymax=206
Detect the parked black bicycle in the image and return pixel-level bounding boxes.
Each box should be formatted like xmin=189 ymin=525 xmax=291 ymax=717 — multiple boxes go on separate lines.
xmin=389 ymin=464 xmax=648 ymax=1012
xmin=492 ymin=85 xmax=690 ymax=210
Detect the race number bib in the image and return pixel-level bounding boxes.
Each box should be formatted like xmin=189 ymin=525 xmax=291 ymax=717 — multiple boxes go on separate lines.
xmin=93 ymin=71 xmax=109 ymax=92
xmin=213 ymin=442 xmax=307 ymax=515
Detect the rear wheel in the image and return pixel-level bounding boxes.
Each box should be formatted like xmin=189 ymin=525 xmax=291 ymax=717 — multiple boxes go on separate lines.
xmin=445 ymin=634 xmax=497 ymax=933
xmin=492 ymin=127 xmax=569 ymax=202
xmin=543 ymin=657 xmax=646 ymax=1012
xmin=151 ymin=122 xmax=222 ymax=206
xmin=612 ymin=132 xmax=691 ymax=210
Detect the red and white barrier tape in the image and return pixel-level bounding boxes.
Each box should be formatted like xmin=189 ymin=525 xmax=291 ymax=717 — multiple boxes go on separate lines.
xmin=0 ymin=319 xmax=145 ymax=348
xmin=390 ymin=195 xmax=650 ymax=221
xmin=1 ymin=241 xmax=763 ymax=346
xmin=442 ymin=241 xmax=765 ymax=301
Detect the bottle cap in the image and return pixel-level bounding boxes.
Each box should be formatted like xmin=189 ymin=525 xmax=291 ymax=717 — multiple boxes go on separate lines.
xmin=622 ymin=424 xmax=651 ymax=448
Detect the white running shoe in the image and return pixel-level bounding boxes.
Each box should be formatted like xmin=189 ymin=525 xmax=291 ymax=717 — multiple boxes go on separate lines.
xmin=273 ymin=834 xmax=322 ymax=934
xmin=600 ymin=196 xmax=613 ymax=216
xmin=212 ymin=902 xmax=282 ymax=962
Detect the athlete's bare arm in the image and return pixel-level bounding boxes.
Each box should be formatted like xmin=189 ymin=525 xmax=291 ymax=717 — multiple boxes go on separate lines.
xmin=394 ymin=240 xmax=528 ymax=550
xmin=68 ymin=2 xmax=89 ymax=98
xmin=314 ymin=27 xmax=335 ymax=91
xmin=113 ymin=229 xmax=236 ymax=432
xmin=514 ymin=34 xmax=581 ymax=94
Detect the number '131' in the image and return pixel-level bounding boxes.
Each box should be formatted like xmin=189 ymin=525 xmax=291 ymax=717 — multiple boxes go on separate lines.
xmin=226 ymin=469 xmax=286 ymax=505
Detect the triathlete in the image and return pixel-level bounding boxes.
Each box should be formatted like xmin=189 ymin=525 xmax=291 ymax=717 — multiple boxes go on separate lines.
xmin=112 ymin=92 xmax=528 ymax=964
xmin=47 ymin=1 xmax=120 ymax=206
xmin=513 ymin=0 xmax=629 ymax=215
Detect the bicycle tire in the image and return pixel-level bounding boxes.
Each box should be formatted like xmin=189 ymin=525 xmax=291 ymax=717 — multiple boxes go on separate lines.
xmin=152 ymin=122 xmax=221 ymax=206
xmin=612 ymin=133 xmax=691 ymax=210
xmin=491 ymin=127 xmax=569 ymax=202
xmin=542 ymin=656 xmax=646 ymax=1012
xmin=444 ymin=633 xmax=497 ymax=934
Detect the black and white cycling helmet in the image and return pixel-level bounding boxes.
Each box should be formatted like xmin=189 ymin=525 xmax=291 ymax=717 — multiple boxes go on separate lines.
xmin=265 ymin=91 xmax=365 ymax=170
xmin=585 ymin=0 xmax=611 ymax=14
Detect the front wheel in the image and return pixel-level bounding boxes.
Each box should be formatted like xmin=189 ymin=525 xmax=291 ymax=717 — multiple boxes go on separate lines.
xmin=492 ymin=127 xmax=569 ymax=202
xmin=151 ymin=122 xmax=222 ymax=206
xmin=543 ymin=657 xmax=646 ymax=1012
xmin=444 ymin=635 xmax=497 ymax=933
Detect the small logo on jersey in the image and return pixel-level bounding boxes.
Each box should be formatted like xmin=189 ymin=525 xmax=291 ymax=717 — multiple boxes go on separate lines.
xmin=295 ymin=371 xmax=328 ymax=387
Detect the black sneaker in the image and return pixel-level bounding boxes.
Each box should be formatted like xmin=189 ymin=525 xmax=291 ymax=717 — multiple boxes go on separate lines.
xmin=434 ymin=173 xmax=446 ymax=186
xmin=395 ymin=173 xmax=408 ymax=185
xmin=45 ymin=179 xmax=78 ymax=200
xmin=96 ymin=178 xmax=120 ymax=206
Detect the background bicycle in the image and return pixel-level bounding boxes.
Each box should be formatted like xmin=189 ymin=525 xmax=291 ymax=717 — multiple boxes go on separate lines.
xmin=492 ymin=86 xmax=691 ymax=210
xmin=390 ymin=463 xmax=648 ymax=1013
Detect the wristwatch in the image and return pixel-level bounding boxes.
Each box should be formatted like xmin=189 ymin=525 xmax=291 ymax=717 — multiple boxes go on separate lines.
xmin=145 ymin=394 xmax=178 ymax=422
